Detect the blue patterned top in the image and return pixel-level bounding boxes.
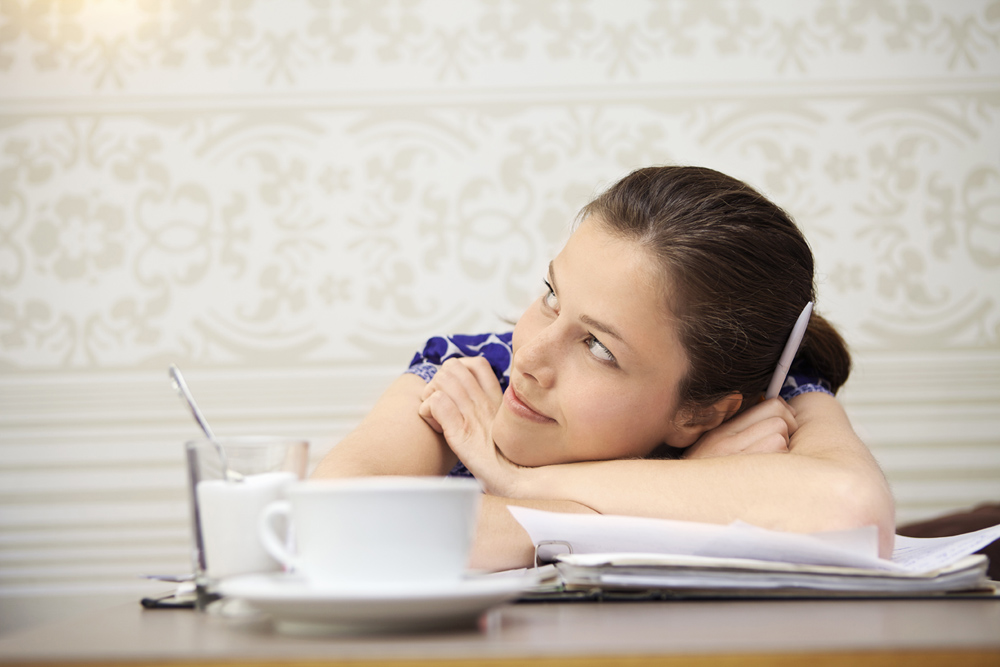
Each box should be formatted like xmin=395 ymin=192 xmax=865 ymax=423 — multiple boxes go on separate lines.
xmin=405 ymin=331 xmax=833 ymax=476
xmin=406 ymin=332 xmax=514 ymax=392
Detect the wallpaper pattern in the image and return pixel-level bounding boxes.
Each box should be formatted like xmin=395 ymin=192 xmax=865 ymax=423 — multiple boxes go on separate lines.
xmin=2 ymin=0 xmax=999 ymax=370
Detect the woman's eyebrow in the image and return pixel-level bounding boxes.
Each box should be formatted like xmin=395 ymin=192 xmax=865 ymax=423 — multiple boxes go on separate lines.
xmin=581 ymin=314 xmax=630 ymax=350
xmin=548 ymin=262 xmax=632 ymax=352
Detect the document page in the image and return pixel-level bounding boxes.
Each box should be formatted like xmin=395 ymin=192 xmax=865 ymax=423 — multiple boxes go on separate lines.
xmin=891 ymin=523 xmax=1000 ymax=572
xmin=510 ymin=507 xmax=1000 ymax=574
xmin=509 ymin=507 xmax=894 ymax=571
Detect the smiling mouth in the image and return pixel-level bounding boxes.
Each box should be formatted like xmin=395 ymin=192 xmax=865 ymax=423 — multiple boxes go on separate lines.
xmin=504 ymin=384 xmax=555 ymax=424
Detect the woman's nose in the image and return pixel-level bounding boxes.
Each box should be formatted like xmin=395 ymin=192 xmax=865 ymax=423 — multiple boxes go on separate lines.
xmin=514 ymin=328 xmax=557 ymax=389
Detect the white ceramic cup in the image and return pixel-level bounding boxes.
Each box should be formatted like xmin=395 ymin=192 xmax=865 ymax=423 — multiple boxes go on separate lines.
xmin=186 ymin=437 xmax=308 ymax=582
xmin=197 ymin=471 xmax=296 ymax=579
xmin=258 ymin=476 xmax=482 ymax=589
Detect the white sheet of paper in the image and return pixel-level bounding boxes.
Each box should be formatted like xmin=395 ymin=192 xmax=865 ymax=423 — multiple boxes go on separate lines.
xmin=891 ymin=523 xmax=1000 ymax=572
xmin=509 ymin=507 xmax=894 ymax=571
xmin=509 ymin=507 xmax=1000 ymax=574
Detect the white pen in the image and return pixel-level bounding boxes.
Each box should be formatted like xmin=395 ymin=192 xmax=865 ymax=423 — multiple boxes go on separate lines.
xmin=764 ymin=301 xmax=813 ymax=400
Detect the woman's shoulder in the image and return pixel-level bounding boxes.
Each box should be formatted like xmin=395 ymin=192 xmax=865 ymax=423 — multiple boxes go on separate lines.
xmin=408 ymin=332 xmax=513 ymax=363
xmin=405 ymin=331 xmax=514 ymax=388
xmin=780 ymin=359 xmax=835 ymax=401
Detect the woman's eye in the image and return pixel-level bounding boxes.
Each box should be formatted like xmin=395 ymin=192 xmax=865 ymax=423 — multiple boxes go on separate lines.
xmin=587 ymin=336 xmax=616 ymax=363
xmin=542 ymin=280 xmax=559 ymax=310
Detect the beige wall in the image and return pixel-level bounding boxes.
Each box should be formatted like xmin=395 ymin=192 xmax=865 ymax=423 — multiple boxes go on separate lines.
xmin=1 ymin=0 xmax=999 ymax=634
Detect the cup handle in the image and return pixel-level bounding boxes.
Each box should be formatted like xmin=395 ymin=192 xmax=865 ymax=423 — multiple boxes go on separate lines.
xmin=258 ymin=500 xmax=295 ymax=570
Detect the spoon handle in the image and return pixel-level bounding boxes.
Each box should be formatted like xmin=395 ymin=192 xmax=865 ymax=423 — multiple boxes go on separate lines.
xmin=169 ymin=364 xmax=238 ymax=481
xmin=169 ymin=364 xmax=216 ymax=440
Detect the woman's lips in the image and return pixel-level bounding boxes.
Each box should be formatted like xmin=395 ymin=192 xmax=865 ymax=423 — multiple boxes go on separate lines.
xmin=504 ymin=384 xmax=555 ymax=424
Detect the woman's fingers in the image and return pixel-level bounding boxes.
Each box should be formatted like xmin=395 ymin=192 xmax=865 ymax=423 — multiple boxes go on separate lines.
xmin=418 ymin=388 xmax=462 ymax=436
xmin=685 ymin=399 xmax=798 ymax=459
xmin=737 ymin=416 xmax=792 ymax=453
xmin=742 ymin=432 xmax=792 ymax=455
xmin=417 ymin=358 xmax=503 ymax=452
xmin=416 ymin=397 xmax=444 ymax=433
xmin=725 ymin=398 xmax=797 ymax=438
xmin=420 ymin=358 xmax=502 ymax=408
xmin=459 ymin=357 xmax=504 ymax=405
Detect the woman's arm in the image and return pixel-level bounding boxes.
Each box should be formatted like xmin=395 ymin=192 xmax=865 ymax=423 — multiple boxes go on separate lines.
xmin=311 ymin=373 xmax=458 ymax=478
xmin=471 ymin=495 xmax=597 ymax=571
xmin=493 ymin=392 xmax=896 ymax=557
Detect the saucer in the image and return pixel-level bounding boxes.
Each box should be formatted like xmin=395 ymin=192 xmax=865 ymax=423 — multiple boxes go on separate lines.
xmin=217 ymin=571 xmax=540 ymax=635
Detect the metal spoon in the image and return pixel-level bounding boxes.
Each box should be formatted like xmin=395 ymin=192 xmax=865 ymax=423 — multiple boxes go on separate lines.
xmin=169 ymin=364 xmax=242 ymax=482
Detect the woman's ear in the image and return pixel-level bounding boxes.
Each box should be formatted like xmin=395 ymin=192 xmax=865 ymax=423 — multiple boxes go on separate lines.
xmin=665 ymin=393 xmax=743 ymax=449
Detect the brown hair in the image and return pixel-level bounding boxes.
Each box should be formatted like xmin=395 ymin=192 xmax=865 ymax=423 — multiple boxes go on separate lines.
xmin=580 ymin=166 xmax=850 ymax=416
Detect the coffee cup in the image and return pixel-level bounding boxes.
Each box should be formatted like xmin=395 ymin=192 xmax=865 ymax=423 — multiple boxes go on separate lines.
xmin=258 ymin=476 xmax=481 ymax=590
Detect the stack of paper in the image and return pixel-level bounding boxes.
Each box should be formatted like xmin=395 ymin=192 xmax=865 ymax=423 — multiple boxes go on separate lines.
xmin=509 ymin=508 xmax=1000 ymax=598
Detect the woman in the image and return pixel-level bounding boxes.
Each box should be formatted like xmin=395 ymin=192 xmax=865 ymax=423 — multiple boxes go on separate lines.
xmin=313 ymin=166 xmax=895 ymax=569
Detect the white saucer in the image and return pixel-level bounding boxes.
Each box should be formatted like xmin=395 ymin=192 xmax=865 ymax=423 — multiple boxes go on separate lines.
xmin=217 ymin=572 xmax=539 ymax=635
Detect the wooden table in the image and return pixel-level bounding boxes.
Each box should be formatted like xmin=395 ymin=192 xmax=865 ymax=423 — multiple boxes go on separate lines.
xmin=1 ymin=595 xmax=999 ymax=666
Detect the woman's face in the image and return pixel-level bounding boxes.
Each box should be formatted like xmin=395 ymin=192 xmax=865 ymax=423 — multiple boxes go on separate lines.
xmin=491 ymin=217 xmax=694 ymax=467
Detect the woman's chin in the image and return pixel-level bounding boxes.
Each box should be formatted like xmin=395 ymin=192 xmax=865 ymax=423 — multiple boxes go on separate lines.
xmin=492 ymin=415 xmax=562 ymax=467
xmin=494 ymin=437 xmax=556 ymax=469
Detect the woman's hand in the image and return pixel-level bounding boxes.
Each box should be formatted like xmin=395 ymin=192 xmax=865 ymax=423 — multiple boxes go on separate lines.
xmin=417 ymin=358 xmax=524 ymax=495
xmin=683 ymin=397 xmax=799 ymax=460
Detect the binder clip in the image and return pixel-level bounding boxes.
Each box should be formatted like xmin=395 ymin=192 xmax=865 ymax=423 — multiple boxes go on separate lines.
xmin=534 ymin=540 xmax=573 ymax=568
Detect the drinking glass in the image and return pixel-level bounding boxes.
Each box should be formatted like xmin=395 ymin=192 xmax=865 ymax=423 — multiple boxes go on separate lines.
xmin=185 ymin=436 xmax=309 ymax=609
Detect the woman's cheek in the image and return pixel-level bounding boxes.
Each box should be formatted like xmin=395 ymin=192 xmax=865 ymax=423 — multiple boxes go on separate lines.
xmin=491 ymin=410 xmax=561 ymax=468
xmin=567 ymin=390 xmax=651 ymax=458
xmin=490 ymin=410 xmax=532 ymax=466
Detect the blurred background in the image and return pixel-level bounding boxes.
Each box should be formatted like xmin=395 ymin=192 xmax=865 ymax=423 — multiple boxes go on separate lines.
xmin=1 ymin=0 xmax=998 ymax=634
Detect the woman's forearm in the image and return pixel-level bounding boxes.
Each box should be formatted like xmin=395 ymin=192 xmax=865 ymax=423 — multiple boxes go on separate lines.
xmin=518 ymin=454 xmax=877 ymax=533
xmin=468 ymin=495 xmax=597 ymax=571
xmin=312 ymin=374 xmax=458 ymax=479
xmin=505 ymin=393 xmax=895 ymax=557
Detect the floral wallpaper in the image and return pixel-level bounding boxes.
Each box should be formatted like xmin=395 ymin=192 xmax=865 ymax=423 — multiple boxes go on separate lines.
xmin=2 ymin=0 xmax=998 ymax=370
